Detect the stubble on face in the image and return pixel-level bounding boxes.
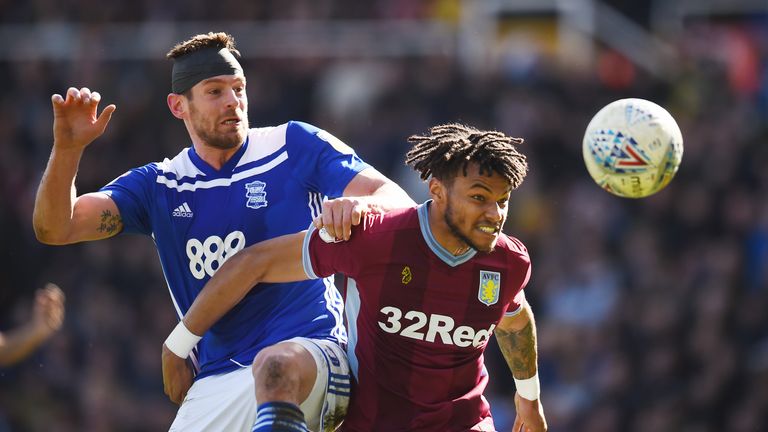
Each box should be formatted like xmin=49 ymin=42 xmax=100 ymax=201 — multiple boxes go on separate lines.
xmin=444 ymin=198 xmax=497 ymax=254
xmin=189 ymin=100 xmax=249 ymax=150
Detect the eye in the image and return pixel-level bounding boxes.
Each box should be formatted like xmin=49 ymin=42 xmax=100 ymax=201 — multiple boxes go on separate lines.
xmin=472 ymin=195 xmax=485 ymax=202
xmin=208 ymin=88 xmax=220 ymax=95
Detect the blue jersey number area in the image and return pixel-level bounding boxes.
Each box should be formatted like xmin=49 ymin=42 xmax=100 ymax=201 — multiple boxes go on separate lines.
xmin=186 ymin=231 xmax=246 ymax=279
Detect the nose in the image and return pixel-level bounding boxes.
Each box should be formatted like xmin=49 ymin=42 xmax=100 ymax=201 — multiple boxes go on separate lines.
xmin=224 ymin=88 xmax=239 ymax=108
xmin=485 ymin=202 xmax=504 ymax=223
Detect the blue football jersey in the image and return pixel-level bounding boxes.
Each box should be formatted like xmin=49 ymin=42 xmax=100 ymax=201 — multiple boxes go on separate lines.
xmin=100 ymin=121 xmax=369 ymax=378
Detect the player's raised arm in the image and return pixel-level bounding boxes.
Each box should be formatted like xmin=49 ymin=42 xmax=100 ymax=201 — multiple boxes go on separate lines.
xmin=494 ymin=302 xmax=548 ymax=432
xmin=33 ymin=88 xmax=119 ymax=244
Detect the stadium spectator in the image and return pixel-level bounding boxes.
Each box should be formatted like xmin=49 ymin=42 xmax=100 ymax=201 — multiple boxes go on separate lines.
xmin=0 ymin=284 xmax=65 ymax=367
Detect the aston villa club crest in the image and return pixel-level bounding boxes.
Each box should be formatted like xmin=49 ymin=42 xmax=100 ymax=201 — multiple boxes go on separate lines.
xmin=245 ymin=180 xmax=268 ymax=209
xmin=478 ymin=271 xmax=500 ymax=306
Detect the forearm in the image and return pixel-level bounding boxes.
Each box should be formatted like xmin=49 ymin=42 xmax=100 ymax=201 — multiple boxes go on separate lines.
xmin=342 ymin=168 xmax=415 ymax=214
xmin=33 ymin=147 xmax=84 ymax=243
xmin=182 ymin=232 xmax=308 ymax=336
xmin=0 ymin=325 xmax=50 ymax=367
xmin=182 ymin=247 xmax=266 ymax=336
xmin=363 ymin=181 xmax=416 ymax=213
xmin=498 ymin=304 xmax=547 ymax=428
xmin=494 ymin=303 xmax=539 ymax=380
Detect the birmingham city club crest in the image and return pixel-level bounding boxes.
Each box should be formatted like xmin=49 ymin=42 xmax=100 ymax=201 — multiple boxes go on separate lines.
xmin=245 ymin=180 xmax=268 ymax=209
xmin=478 ymin=271 xmax=501 ymax=306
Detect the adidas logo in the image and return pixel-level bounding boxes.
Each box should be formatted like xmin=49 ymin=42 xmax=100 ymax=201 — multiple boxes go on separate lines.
xmin=172 ymin=202 xmax=193 ymax=218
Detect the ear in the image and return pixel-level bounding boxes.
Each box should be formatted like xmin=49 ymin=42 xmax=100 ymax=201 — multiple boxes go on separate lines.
xmin=428 ymin=178 xmax=446 ymax=203
xmin=167 ymin=93 xmax=186 ymax=119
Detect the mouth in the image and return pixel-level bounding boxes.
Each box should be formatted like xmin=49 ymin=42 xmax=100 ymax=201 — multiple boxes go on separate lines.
xmin=220 ymin=117 xmax=241 ymax=126
xmin=477 ymin=225 xmax=500 ymax=236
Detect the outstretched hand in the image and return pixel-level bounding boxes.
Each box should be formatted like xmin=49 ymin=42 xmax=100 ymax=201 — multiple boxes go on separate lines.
xmin=512 ymin=393 xmax=547 ymax=432
xmin=162 ymin=343 xmax=193 ymax=405
xmin=51 ymin=87 xmax=116 ymax=151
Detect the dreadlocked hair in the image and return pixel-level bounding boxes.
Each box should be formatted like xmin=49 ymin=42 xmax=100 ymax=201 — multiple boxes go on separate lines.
xmin=405 ymin=123 xmax=528 ymax=189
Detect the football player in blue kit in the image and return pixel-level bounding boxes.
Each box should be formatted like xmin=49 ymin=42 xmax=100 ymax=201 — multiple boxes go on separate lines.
xmin=33 ymin=32 xmax=414 ymax=431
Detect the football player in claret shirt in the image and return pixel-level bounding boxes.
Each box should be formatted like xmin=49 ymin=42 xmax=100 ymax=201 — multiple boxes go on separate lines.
xmin=172 ymin=123 xmax=548 ymax=432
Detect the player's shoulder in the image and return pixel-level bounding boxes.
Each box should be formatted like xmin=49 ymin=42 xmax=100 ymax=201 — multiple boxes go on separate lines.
xmin=286 ymin=120 xmax=318 ymax=133
xmin=247 ymin=124 xmax=286 ymax=142
xmin=242 ymin=122 xmax=338 ymax=163
xmin=239 ymin=125 xmax=289 ymax=163
xmin=153 ymin=148 xmax=204 ymax=181
xmin=495 ymin=234 xmax=531 ymax=264
xmin=284 ymin=121 xmax=354 ymax=154
xmin=103 ymin=156 xmax=181 ymax=191
xmin=279 ymin=120 xmax=319 ymax=144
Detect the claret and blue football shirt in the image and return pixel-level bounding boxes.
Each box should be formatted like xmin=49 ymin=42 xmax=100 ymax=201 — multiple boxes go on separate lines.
xmin=303 ymin=202 xmax=531 ymax=432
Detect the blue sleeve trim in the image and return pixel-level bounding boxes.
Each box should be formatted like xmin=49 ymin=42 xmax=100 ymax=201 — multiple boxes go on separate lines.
xmin=302 ymin=224 xmax=320 ymax=279
xmin=504 ymin=302 xmax=525 ymax=317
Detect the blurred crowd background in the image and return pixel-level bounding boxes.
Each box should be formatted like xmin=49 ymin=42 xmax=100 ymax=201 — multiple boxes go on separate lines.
xmin=1 ymin=1 xmax=767 ymax=431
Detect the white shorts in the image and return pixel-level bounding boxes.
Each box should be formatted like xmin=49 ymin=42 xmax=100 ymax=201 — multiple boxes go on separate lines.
xmin=169 ymin=337 xmax=351 ymax=432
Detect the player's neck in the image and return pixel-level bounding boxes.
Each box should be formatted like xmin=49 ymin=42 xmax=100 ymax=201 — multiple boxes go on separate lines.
xmin=192 ymin=141 xmax=243 ymax=171
xmin=427 ymin=203 xmax=471 ymax=256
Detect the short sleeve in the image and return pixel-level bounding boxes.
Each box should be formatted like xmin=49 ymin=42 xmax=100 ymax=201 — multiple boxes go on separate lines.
xmin=285 ymin=121 xmax=370 ymax=197
xmin=99 ymin=164 xmax=156 ymax=235
xmin=302 ymin=214 xmax=383 ymax=279
xmin=504 ymin=290 xmax=527 ymax=317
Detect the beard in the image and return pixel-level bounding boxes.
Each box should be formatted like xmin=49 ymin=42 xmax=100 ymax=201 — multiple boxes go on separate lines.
xmin=190 ymin=104 xmax=248 ymax=150
xmin=444 ymin=200 xmax=497 ymax=254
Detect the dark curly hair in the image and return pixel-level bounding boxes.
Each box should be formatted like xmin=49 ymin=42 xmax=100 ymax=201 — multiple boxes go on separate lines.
xmin=405 ymin=123 xmax=528 ymax=189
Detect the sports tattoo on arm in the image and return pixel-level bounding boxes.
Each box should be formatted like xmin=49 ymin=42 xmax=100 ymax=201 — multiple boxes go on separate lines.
xmin=97 ymin=209 xmax=122 ymax=235
xmin=495 ymin=320 xmax=538 ymax=379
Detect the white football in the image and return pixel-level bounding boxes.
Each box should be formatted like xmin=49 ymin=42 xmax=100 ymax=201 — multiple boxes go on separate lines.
xmin=582 ymin=98 xmax=683 ymax=198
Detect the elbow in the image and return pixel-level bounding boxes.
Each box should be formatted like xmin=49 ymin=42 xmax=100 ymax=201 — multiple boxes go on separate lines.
xmin=33 ymin=225 xmax=54 ymax=244
xmin=33 ymin=225 xmax=70 ymax=245
xmin=32 ymin=206 xmax=70 ymax=245
xmin=32 ymin=213 xmax=57 ymax=244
